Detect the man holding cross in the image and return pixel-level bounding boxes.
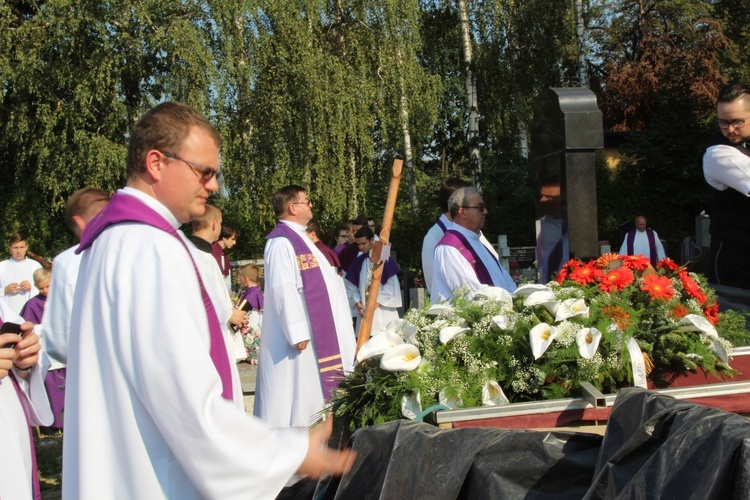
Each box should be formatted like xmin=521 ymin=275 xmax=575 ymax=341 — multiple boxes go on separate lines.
xmin=255 ymin=185 xmax=356 ymax=429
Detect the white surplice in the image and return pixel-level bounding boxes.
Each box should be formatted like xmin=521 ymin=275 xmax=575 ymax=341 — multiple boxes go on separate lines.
xmin=421 ymin=214 xmax=451 ymax=293
xmin=0 ymin=257 xmax=42 ymax=315
xmin=63 ymin=188 xmax=308 ymax=500
xmin=254 ymin=220 xmax=356 ymax=429
xmin=432 ymin=224 xmax=517 ymax=303
xmin=0 ymin=299 xmax=52 ymax=500
xmin=192 ymin=243 xmax=247 ymax=362
xmin=40 ymin=245 xmax=79 ymax=366
xmin=345 ymin=255 xmax=402 ymax=336
xmin=618 ymin=229 xmax=666 ymax=261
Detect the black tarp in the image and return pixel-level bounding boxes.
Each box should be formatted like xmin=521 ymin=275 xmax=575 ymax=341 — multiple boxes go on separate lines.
xmin=281 ymin=388 xmax=750 ymax=499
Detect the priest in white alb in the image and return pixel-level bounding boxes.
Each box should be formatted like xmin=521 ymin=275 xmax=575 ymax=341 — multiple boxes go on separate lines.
xmin=62 ymin=102 xmax=353 ymax=500
xmin=255 ymin=185 xmax=356 ymax=429
xmin=618 ymin=215 xmax=666 ymax=267
xmin=432 ymin=187 xmax=517 ymax=302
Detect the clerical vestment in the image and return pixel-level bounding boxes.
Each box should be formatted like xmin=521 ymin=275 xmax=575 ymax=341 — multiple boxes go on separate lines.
xmin=345 ymin=252 xmax=402 ymax=336
xmin=63 ymin=188 xmax=308 ymax=499
xmin=433 ymin=224 xmax=517 ymax=302
xmin=0 ymin=258 xmax=42 ymax=315
xmin=254 ymin=220 xmax=356 ymax=429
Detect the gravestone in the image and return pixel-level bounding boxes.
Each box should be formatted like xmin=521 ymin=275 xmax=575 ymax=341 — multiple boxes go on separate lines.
xmin=531 ymin=88 xmax=603 ymax=282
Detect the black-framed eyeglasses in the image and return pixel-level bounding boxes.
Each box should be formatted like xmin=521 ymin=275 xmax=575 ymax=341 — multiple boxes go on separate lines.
xmin=291 ymin=199 xmax=312 ymax=207
xmin=462 ymin=204 xmax=487 ymax=211
xmin=159 ymin=151 xmax=221 ymax=183
xmin=718 ymin=119 xmax=748 ymax=130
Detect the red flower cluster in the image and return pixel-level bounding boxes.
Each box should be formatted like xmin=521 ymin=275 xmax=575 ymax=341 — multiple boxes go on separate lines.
xmin=679 ymin=271 xmax=707 ymax=305
xmin=569 ymin=262 xmax=602 ymax=285
xmin=704 ymin=301 xmax=719 ymax=325
xmin=598 ymin=267 xmax=635 ymax=293
xmin=603 ymin=305 xmax=631 ymax=329
xmin=640 ymin=274 xmax=676 ymax=301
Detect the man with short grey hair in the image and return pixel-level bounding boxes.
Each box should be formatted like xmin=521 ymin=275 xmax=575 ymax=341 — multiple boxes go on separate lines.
xmin=432 ymin=187 xmax=516 ymax=302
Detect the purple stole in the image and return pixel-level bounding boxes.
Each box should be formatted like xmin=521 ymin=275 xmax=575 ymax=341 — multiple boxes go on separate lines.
xmin=1 ymin=317 xmax=41 ymax=500
xmin=266 ymin=222 xmax=343 ymax=400
xmin=437 ymin=230 xmax=494 ymax=285
xmin=626 ymin=228 xmax=658 ymax=267
xmin=345 ymin=252 xmax=400 ymax=288
xmin=78 ymin=193 xmax=234 ymax=401
xmin=20 ymin=294 xmax=46 ymax=324
xmin=436 ymin=216 xmax=448 ymax=233
xmin=241 ymin=285 xmax=264 ymax=311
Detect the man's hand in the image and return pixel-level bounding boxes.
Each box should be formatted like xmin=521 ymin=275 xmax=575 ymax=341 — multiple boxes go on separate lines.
xmin=0 ymin=334 xmax=18 ymax=379
xmin=295 ymin=340 xmax=310 ymax=351
xmin=19 ymin=280 xmax=31 ymax=292
xmin=13 ymin=322 xmax=40 ymax=377
xmin=4 ymin=282 xmax=20 ymax=294
xmin=296 ymin=417 xmax=356 ymax=479
xmin=356 ymin=302 xmax=364 ymax=317
xmin=229 ymin=308 xmax=248 ymax=328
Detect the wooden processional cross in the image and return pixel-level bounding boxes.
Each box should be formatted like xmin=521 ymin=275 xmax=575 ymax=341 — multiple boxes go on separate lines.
xmin=354 ymin=158 xmax=403 ymax=355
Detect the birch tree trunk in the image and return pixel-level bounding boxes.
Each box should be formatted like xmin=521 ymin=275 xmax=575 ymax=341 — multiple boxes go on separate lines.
xmin=397 ymin=48 xmax=419 ymax=213
xmin=458 ymin=0 xmax=482 ymax=189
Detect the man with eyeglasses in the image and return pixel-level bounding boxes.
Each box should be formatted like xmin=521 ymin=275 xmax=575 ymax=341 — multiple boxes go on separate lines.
xmin=255 ymin=185 xmax=356 ymax=431
xmin=703 ymin=82 xmax=750 ymax=288
xmin=62 ymin=102 xmax=353 ymax=499
xmin=432 ymin=187 xmax=517 ymax=302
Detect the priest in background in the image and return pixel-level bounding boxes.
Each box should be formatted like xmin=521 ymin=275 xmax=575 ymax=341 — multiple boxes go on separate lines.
xmin=618 ymin=215 xmax=666 ymax=267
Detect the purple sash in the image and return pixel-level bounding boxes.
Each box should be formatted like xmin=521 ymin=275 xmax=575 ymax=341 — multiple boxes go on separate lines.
xmin=266 ymin=223 xmax=343 ymax=400
xmin=626 ymin=228 xmax=658 ymax=267
xmin=345 ymin=252 xmax=400 ymax=288
xmin=436 ymin=216 xmax=448 ymax=233
xmin=9 ymin=373 xmax=41 ymax=500
xmin=78 ymin=193 xmax=234 ymax=401
xmin=436 ymin=230 xmax=494 ymax=285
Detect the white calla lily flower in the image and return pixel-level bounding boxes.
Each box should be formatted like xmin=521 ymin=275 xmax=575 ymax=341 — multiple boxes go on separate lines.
xmin=473 ymin=286 xmax=514 ymax=307
xmin=426 ymin=302 xmax=455 ymax=317
xmin=555 ymin=298 xmax=589 ymax=322
xmin=356 ymin=331 xmax=404 ymax=363
xmin=380 ymin=344 xmax=422 ymax=371
xmin=439 ymin=325 xmax=470 ymax=344
xmin=513 ymin=284 xmax=552 ymax=296
xmin=492 ymin=314 xmax=515 ymax=331
xmin=401 ymin=390 xmax=423 ymax=420
xmin=482 ymin=380 xmax=510 ymax=406
xmin=678 ymin=314 xmax=728 ymax=362
xmin=438 ymin=387 xmax=463 ymax=409
xmin=385 ymin=319 xmax=419 ymax=342
xmin=529 ymin=323 xmax=558 ymax=359
xmin=576 ymin=327 xmax=602 ymax=359
xmin=523 ymin=290 xmax=559 ymax=316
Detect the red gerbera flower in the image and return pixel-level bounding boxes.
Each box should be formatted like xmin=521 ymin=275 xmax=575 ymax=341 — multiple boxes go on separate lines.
xmin=679 ymin=271 xmax=707 ymax=305
xmin=596 ymin=253 xmax=620 ymax=269
xmin=670 ymin=304 xmax=690 ymax=319
xmin=704 ymin=301 xmax=719 ymax=325
xmin=598 ymin=266 xmax=635 ymax=293
xmin=640 ymin=274 xmax=675 ymax=301
xmin=620 ymin=254 xmax=651 ymax=271
xmin=657 ymin=258 xmax=680 ymax=271
xmin=570 ymin=262 xmax=602 ymax=285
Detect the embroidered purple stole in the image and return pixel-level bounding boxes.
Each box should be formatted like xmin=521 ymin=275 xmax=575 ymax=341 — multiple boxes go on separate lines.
xmin=266 ymin=222 xmax=343 ymax=400
xmin=78 ymin=193 xmax=234 ymax=401
xmin=437 ymin=230 xmax=494 ymax=285
xmin=345 ymin=252 xmax=400 ymax=288
xmin=626 ymin=228 xmax=658 ymax=267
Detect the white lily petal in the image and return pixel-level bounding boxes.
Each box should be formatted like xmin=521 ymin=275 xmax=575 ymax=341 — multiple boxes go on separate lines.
xmin=576 ymin=327 xmax=602 ymax=359
xmin=523 ymin=289 xmax=557 ymax=308
xmin=555 ymin=298 xmax=590 ymax=322
xmin=529 ymin=323 xmax=558 ymax=360
xmin=492 ymin=314 xmax=516 ymax=331
xmin=356 ymin=331 xmax=404 ymax=363
xmin=380 ymin=344 xmax=422 ymax=371
xmin=482 ymin=381 xmax=510 ymax=406
xmin=401 ymin=390 xmax=422 ymax=420
xmin=473 ymin=286 xmax=514 ymax=307
xmin=439 ymin=326 xmax=470 ymax=344
xmin=438 ymin=387 xmax=463 ymax=410
xmin=513 ymin=284 xmax=552 ymax=297
xmin=426 ymin=303 xmax=455 ymax=317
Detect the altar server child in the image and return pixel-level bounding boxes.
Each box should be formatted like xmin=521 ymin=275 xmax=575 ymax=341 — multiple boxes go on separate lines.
xmin=238 ymin=264 xmax=264 ymax=362
xmin=20 ymin=268 xmax=51 ymax=324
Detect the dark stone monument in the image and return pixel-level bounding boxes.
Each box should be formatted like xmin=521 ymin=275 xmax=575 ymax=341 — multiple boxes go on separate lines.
xmin=531 ymin=88 xmax=603 ymax=283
